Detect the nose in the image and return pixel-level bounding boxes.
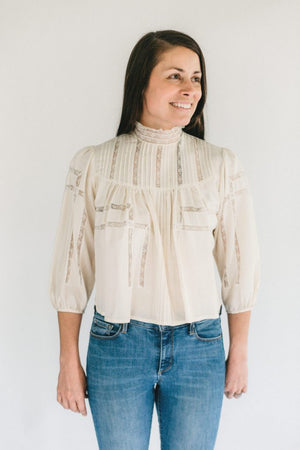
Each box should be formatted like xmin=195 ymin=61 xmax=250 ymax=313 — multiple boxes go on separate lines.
xmin=180 ymin=79 xmax=200 ymax=96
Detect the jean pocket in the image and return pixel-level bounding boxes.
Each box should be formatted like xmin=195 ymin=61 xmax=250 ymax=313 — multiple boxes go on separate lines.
xmin=193 ymin=317 xmax=223 ymax=342
xmin=90 ymin=315 xmax=122 ymax=340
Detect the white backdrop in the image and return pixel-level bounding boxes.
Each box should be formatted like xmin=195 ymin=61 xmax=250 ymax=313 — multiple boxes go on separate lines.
xmin=1 ymin=0 xmax=299 ymax=449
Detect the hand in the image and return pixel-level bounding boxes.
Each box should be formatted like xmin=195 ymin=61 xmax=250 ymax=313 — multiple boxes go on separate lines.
xmin=224 ymin=353 xmax=248 ymax=399
xmin=57 ymin=361 xmax=88 ymax=415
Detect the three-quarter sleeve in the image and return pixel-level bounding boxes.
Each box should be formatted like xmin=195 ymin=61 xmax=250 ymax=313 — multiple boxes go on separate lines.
xmin=212 ymin=147 xmax=261 ymax=314
xmin=49 ymin=146 xmax=96 ymax=313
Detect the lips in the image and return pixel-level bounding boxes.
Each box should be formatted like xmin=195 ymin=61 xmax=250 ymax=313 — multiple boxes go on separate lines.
xmin=170 ymin=102 xmax=192 ymax=110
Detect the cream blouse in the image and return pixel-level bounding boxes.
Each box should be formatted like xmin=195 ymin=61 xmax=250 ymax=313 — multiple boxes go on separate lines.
xmin=49 ymin=121 xmax=260 ymax=325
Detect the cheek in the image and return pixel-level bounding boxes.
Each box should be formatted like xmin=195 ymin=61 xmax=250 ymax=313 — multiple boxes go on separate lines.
xmin=193 ymin=92 xmax=202 ymax=106
xmin=153 ymin=93 xmax=170 ymax=111
xmin=145 ymin=88 xmax=166 ymax=109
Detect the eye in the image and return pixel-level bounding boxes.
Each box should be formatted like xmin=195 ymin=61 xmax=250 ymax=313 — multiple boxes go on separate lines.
xmin=169 ymin=74 xmax=201 ymax=84
xmin=193 ymin=76 xmax=201 ymax=83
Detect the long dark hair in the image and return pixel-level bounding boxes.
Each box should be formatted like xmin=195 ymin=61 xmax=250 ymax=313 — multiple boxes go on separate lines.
xmin=116 ymin=30 xmax=207 ymax=140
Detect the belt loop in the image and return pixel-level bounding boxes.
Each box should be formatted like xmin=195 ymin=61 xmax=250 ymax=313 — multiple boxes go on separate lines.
xmin=122 ymin=323 xmax=128 ymax=333
xmin=189 ymin=322 xmax=195 ymax=335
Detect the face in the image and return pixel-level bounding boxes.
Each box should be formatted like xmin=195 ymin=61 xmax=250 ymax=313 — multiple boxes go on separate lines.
xmin=139 ymin=46 xmax=202 ymax=130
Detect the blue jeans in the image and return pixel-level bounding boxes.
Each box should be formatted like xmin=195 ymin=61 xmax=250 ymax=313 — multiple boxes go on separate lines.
xmin=86 ymin=305 xmax=225 ymax=450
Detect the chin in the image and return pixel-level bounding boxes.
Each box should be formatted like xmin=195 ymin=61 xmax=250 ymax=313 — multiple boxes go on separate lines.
xmin=178 ymin=118 xmax=192 ymax=127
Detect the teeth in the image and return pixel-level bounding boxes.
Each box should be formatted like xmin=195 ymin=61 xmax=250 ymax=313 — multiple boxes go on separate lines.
xmin=171 ymin=102 xmax=191 ymax=109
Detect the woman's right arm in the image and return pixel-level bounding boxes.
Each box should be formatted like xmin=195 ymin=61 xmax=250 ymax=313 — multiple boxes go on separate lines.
xmin=49 ymin=146 xmax=96 ymax=415
xmin=56 ymin=312 xmax=88 ymax=416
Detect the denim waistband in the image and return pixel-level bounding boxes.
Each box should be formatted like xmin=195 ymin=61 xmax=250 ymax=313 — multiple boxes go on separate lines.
xmin=93 ymin=304 xmax=222 ymax=332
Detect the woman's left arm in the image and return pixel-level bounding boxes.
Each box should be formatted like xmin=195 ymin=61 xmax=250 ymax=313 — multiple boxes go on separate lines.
xmin=225 ymin=310 xmax=251 ymax=399
xmin=212 ymin=147 xmax=261 ymax=399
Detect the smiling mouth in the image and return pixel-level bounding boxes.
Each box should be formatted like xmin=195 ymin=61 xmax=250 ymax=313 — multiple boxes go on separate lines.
xmin=170 ymin=102 xmax=192 ymax=110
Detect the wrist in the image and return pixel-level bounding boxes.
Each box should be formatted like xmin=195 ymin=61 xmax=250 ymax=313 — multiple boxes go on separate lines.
xmin=228 ymin=343 xmax=248 ymax=359
xmin=229 ymin=339 xmax=248 ymax=350
xmin=59 ymin=352 xmax=81 ymax=367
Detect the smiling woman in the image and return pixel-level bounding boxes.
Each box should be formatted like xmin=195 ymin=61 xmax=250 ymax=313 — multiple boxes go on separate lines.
xmin=140 ymin=46 xmax=203 ymax=129
xmin=50 ymin=29 xmax=260 ymax=450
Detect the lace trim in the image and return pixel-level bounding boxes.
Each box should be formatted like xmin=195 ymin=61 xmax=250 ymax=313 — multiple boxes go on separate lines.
xmin=156 ymin=146 xmax=162 ymax=187
xmin=65 ymin=166 xmax=84 ymax=200
xmin=218 ymin=200 xmax=229 ymax=288
xmin=110 ymin=138 xmax=120 ymax=179
xmin=77 ymin=209 xmax=87 ymax=283
xmin=177 ymin=140 xmax=183 ymax=185
xmin=65 ymin=233 xmax=74 ymax=283
xmin=133 ymin=140 xmax=141 ymax=184
xmin=134 ymin=120 xmax=183 ymax=144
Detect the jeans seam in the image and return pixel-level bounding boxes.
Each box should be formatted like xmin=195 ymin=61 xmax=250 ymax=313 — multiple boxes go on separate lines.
xmin=156 ymin=385 xmax=164 ymax=450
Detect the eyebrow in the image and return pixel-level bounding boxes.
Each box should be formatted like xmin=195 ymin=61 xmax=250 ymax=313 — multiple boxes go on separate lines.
xmin=164 ymin=67 xmax=202 ymax=75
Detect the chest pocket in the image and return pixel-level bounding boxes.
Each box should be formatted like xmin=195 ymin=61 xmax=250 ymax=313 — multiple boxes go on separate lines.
xmin=177 ymin=205 xmax=211 ymax=231
xmin=174 ymin=178 xmax=219 ymax=232
xmin=175 ymin=201 xmax=218 ymax=232
xmin=95 ymin=201 xmax=134 ymax=230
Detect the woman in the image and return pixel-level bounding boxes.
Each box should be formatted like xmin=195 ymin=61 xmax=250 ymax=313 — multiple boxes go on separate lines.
xmin=50 ymin=30 xmax=260 ymax=449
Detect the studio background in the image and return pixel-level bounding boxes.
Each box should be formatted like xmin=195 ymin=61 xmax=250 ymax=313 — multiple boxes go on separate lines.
xmin=1 ymin=1 xmax=299 ymax=449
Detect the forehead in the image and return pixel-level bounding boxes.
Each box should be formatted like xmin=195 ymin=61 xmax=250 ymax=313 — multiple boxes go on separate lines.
xmin=156 ymin=46 xmax=201 ymax=71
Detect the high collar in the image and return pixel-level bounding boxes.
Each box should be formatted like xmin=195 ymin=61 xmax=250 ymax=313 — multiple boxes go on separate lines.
xmin=133 ymin=120 xmax=183 ymax=144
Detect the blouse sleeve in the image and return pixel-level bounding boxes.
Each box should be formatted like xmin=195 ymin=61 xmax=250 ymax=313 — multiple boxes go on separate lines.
xmin=212 ymin=147 xmax=261 ymax=314
xmin=49 ymin=146 xmax=96 ymax=314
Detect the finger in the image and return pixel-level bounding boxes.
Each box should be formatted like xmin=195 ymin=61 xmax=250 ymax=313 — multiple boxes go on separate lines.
xmin=227 ymin=387 xmax=238 ymax=399
xmin=61 ymin=397 xmax=70 ymax=410
xmin=76 ymin=398 xmax=87 ymax=416
xmin=233 ymin=392 xmax=242 ymax=398
xmin=69 ymin=399 xmax=80 ymax=413
xmin=224 ymin=390 xmax=234 ymax=399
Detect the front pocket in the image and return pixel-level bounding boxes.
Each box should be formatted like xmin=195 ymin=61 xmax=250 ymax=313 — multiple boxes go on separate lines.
xmin=193 ymin=318 xmax=223 ymax=342
xmin=90 ymin=316 xmax=122 ymax=339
